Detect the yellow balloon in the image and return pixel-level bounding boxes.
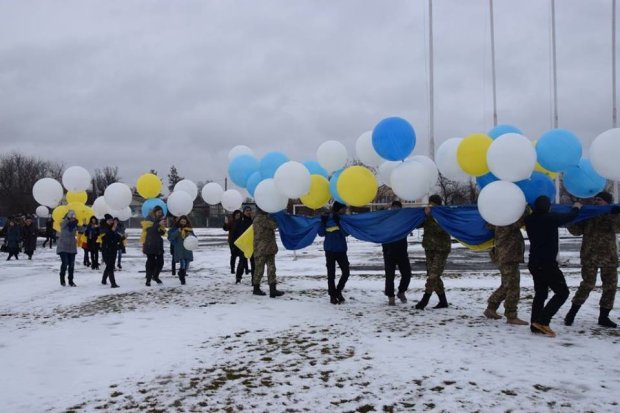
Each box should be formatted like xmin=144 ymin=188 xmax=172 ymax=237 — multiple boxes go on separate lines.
xmin=300 ymin=175 xmax=331 ymax=209
xmin=82 ymin=206 xmax=96 ymax=223
xmin=531 ymin=140 xmax=559 ymax=179
xmin=53 ymin=222 xmax=61 ymax=233
xmin=337 ymin=166 xmax=378 ymax=207
xmin=136 ymin=173 xmax=162 ymax=199
xmin=66 ymin=191 xmax=87 ymax=204
xmin=457 ymin=133 xmax=493 ymax=177
xmin=52 ymin=205 xmax=69 ymax=223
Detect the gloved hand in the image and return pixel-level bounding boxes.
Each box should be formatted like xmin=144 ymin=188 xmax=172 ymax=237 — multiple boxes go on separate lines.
xmin=611 ymin=205 xmax=620 ymax=215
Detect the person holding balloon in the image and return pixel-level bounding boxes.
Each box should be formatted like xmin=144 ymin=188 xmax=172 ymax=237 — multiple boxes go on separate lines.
xmin=100 ymin=214 xmax=121 ymax=288
xmin=168 ymin=215 xmax=195 ymax=285
xmin=114 ymin=217 xmax=126 ymax=270
xmin=84 ymin=216 xmax=101 ymax=270
xmin=232 ymin=206 xmax=254 ymax=284
xmin=141 ymin=205 xmax=166 ymax=286
xmin=318 ymin=201 xmax=350 ymax=305
xmin=223 ymin=210 xmax=242 ymax=275
xmin=251 ymin=207 xmax=284 ymax=298
xmin=381 ymin=200 xmax=411 ymax=306
xmin=56 ymin=210 xmax=79 ymax=287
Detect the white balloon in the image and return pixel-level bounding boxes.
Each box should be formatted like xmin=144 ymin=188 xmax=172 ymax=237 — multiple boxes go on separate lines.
xmin=167 ymin=191 xmax=193 ymax=216
xmin=390 ymin=161 xmax=432 ymax=201
xmin=221 ymin=189 xmax=243 ymax=212
xmin=436 ymin=138 xmax=469 ymax=182
xmin=36 ymin=205 xmax=49 ymax=218
xmin=104 ymin=183 xmax=132 ymax=210
xmin=110 ymin=206 xmax=132 ymax=221
xmin=274 ymin=161 xmax=311 ymax=199
xmin=228 ymin=145 xmax=255 ymax=162
xmin=183 ymin=235 xmax=199 ymax=251
xmin=478 ymin=181 xmax=526 ymax=226
xmin=202 ymin=182 xmax=224 ymax=205
xmin=591 ymin=128 xmax=620 ymax=180
xmin=254 ymin=178 xmax=289 ymax=213
xmin=33 ymin=178 xmax=64 ymax=208
xmin=377 ymin=161 xmax=401 ymax=186
xmin=355 ymin=131 xmax=383 ymax=167
xmin=487 ymin=133 xmax=536 ymax=182
xmin=174 ymin=179 xmax=198 ymax=201
xmin=92 ymin=196 xmax=111 ymax=219
xmin=317 ymin=140 xmax=348 ymax=174
xmin=409 ymin=155 xmax=439 ymax=189
xmin=62 ymin=166 xmax=91 ymax=192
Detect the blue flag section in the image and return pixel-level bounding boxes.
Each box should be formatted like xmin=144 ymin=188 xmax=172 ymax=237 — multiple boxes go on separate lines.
xmin=339 ymin=208 xmax=426 ymax=244
xmin=430 ymin=206 xmax=493 ymax=247
xmin=271 ymin=212 xmax=322 ymax=250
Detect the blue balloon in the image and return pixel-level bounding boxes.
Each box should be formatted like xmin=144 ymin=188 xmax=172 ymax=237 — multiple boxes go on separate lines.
xmin=303 ymin=160 xmax=328 ymax=178
xmin=488 ymin=124 xmax=523 ymax=140
xmin=516 ymin=172 xmax=556 ymax=205
xmin=372 ymin=117 xmax=416 ymax=161
xmin=329 ymin=169 xmax=346 ymax=205
xmin=259 ymin=151 xmax=289 ymax=179
xmin=563 ymin=158 xmax=606 ymax=198
xmin=536 ymin=129 xmax=582 ymax=172
xmin=142 ymin=198 xmax=168 ymax=218
xmin=476 ymin=172 xmax=499 ymax=189
xmin=246 ymin=171 xmax=263 ymax=197
xmin=228 ymin=154 xmax=259 ymax=188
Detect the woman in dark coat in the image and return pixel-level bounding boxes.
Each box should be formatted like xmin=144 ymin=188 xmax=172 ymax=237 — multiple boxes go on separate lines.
xmin=84 ymin=216 xmax=101 ymax=269
xmin=223 ymin=210 xmax=242 ymax=274
xmin=168 ymin=215 xmax=195 ymax=285
xmin=21 ymin=215 xmax=38 ymax=259
xmin=4 ymin=217 xmax=22 ymax=260
xmin=100 ymin=214 xmax=120 ymax=288
xmin=141 ymin=205 xmax=166 ymax=286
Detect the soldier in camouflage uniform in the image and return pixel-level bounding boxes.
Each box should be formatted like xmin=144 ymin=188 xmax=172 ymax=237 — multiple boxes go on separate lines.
xmin=252 ymin=207 xmax=284 ymax=298
xmin=565 ymin=191 xmax=620 ymax=328
xmin=415 ymin=195 xmax=451 ymax=310
xmin=484 ymin=218 xmax=529 ymax=325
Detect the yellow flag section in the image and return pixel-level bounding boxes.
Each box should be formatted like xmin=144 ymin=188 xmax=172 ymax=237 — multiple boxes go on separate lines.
xmin=457 ymin=238 xmax=495 ymax=251
xmin=234 ymin=225 xmax=254 ymax=258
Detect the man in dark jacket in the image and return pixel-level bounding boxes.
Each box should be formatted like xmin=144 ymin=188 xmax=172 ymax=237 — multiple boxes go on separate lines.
xmin=43 ymin=218 xmax=55 ymax=248
xmin=142 ymin=206 xmax=166 ymax=286
xmin=382 ymin=200 xmax=411 ymax=306
xmin=525 ymin=196 xmax=581 ymax=337
xmin=100 ymin=214 xmax=120 ymax=288
xmin=223 ymin=210 xmax=242 ymax=274
xmin=318 ymin=201 xmax=349 ymax=304
xmin=21 ymin=215 xmax=38 ymax=260
xmin=231 ymin=206 xmax=254 ymax=283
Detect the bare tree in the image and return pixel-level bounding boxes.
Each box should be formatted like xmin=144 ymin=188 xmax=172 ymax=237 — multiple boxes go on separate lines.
xmin=91 ymin=166 xmax=121 ymax=200
xmin=434 ymin=174 xmax=479 ymax=205
xmin=167 ymin=165 xmax=184 ymax=192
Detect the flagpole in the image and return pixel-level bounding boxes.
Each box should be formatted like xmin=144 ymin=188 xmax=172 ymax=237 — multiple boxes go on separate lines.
xmin=428 ymin=0 xmax=435 ymax=160
xmin=551 ymin=0 xmax=560 ymax=203
xmin=489 ymin=0 xmax=498 ymax=127
xmin=613 ymin=0 xmax=618 ymax=199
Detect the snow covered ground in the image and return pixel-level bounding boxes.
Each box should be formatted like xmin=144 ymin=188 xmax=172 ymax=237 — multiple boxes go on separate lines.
xmin=1 ymin=228 xmax=619 ymax=412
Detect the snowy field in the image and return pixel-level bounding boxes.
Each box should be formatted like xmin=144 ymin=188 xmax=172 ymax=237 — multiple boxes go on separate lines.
xmin=1 ymin=228 xmax=619 ymax=412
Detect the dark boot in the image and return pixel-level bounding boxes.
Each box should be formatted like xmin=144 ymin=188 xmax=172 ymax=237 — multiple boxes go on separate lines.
xmin=336 ymin=291 xmax=346 ymax=304
xmin=109 ymin=273 xmax=119 ymax=288
xmin=253 ymin=284 xmax=266 ymax=296
xmin=60 ymin=274 xmax=66 ymax=287
xmin=598 ymin=308 xmax=617 ymax=328
xmin=415 ymin=293 xmax=432 ymax=310
xmin=433 ymin=293 xmax=449 ymax=309
xmin=179 ymin=269 xmax=186 ymax=285
xmin=269 ymin=283 xmax=284 ymax=298
xmin=564 ymin=304 xmax=581 ymax=326
xmin=101 ymin=273 xmax=107 ymax=285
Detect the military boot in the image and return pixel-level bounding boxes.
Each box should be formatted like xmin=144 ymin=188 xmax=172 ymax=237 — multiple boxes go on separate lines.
xmin=433 ymin=293 xmax=449 ymax=309
xmin=253 ymin=284 xmax=266 ymax=296
xmin=598 ymin=308 xmax=618 ymax=328
xmin=415 ymin=293 xmax=432 ymax=310
xmin=564 ymin=304 xmax=581 ymax=326
xmin=388 ymin=296 xmax=396 ymax=306
xmin=269 ymin=283 xmax=284 ymax=298
xmin=484 ymin=308 xmax=502 ymax=320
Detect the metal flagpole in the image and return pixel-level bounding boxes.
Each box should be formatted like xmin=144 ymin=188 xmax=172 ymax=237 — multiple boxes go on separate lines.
xmin=613 ymin=0 xmax=619 ymax=200
xmin=489 ymin=0 xmax=498 ymax=127
xmin=551 ymin=0 xmax=561 ymax=203
xmin=428 ymin=0 xmax=435 ymax=160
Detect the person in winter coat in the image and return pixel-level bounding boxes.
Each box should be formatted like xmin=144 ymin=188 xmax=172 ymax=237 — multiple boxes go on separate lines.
xmin=114 ymin=218 xmax=126 ymax=270
xmin=382 ymin=200 xmax=411 ymax=306
xmin=43 ymin=218 xmax=55 ymax=248
xmin=564 ymin=191 xmax=620 ymax=328
xmin=169 ymin=216 xmax=177 ymax=276
xmin=415 ymin=195 xmax=451 ymax=310
xmin=318 ymin=201 xmax=349 ymax=304
xmin=84 ymin=216 xmax=101 ymax=269
xmin=223 ymin=209 xmax=242 ymax=274
xmin=525 ymin=196 xmax=581 ymax=337
xmin=4 ymin=217 xmax=22 ymax=260
xmin=252 ymin=207 xmax=284 ymax=297
xmin=168 ymin=215 xmax=195 ymax=285
xmin=232 ymin=206 xmax=254 ymax=283
xmin=21 ymin=215 xmax=38 ymax=260
xmin=100 ymin=214 xmax=120 ymax=288
xmin=78 ymin=226 xmax=90 ymax=267
xmin=56 ymin=210 xmax=79 ymax=286
xmin=141 ymin=205 xmax=166 ymax=286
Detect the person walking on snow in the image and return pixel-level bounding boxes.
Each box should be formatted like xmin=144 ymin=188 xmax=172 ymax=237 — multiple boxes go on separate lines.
xmin=100 ymin=214 xmax=120 ymax=288
xmin=56 ymin=210 xmax=79 ymax=287
xmin=168 ymin=215 xmax=195 ymax=285
xmin=382 ymin=200 xmax=411 ymax=306
xmin=141 ymin=205 xmax=166 ymax=286
xmin=318 ymin=201 xmax=350 ymax=305
xmin=251 ymin=207 xmax=284 ymax=298
xmin=21 ymin=215 xmax=38 ymax=260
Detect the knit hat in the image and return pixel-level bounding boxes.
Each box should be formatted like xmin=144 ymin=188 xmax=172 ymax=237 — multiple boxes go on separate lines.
xmin=533 ymin=196 xmax=551 ymax=214
xmin=332 ymin=201 xmax=346 ymax=213
xmin=596 ymin=191 xmax=613 ymax=205
xmin=104 ymin=214 xmax=113 ymax=221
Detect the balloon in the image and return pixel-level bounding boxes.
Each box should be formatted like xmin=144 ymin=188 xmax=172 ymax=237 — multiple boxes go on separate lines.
xmin=390 ymin=161 xmax=431 ymax=201
xmin=531 ymin=140 xmax=559 ymax=179
xmin=259 ymin=152 xmax=289 ymax=179
xmin=33 ymin=178 xmax=63 ymax=208
xmin=104 ymin=183 xmax=132 ymax=210
xmin=488 ymin=124 xmax=523 ymax=140
xmin=254 ymin=179 xmax=289 ymax=213
xmin=142 ymin=198 xmax=167 ymax=217
xmin=476 ymin=172 xmax=499 ymax=189
xmin=590 ymin=128 xmax=620 ymax=180
xmin=66 ymin=191 xmax=87 ymax=204
xmin=228 ymin=145 xmax=254 ymax=162
xmin=377 ymin=161 xmax=401 ymax=186
xmin=36 ymin=205 xmax=49 ymax=218
xmin=516 ymin=172 xmax=556 ymax=205
xmin=228 ymin=154 xmax=259 ymax=188
xmin=110 ymin=206 xmax=132 ymax=221
xmin=317 ymin=141 xmax=348 ymax=174
xmin=52 ymin=205 xmax=68 ymax=223
xmin=274 ymin=161 xmax=311 ymax=199
xmin=136 ymin=173 xmax=162 ymax=199
xmin=337 ymin=166 xmax=378 ymax=207
xmin=478 ymin=181 xmax=526 ymax=226
xmin=183 ymin=235 xmax=199 ymax=251
xmin=329 ymin=170 xmax=346 ymax=205
xmin=82 ymin=206 xmax=96 ymax=222
xmin=62 ymin=166 xmax=91 ymax=192
xmin=536 ymin=128 xmax=582 ymax=172
xmin=174 ymin=179 xmax=198 ymax=201
xmin=409 ymin=155 xmax=439 ymax=189
xmin=246 ymin=171 xmax=263 ymax=197
xmin=302 ymin=160 xmax=328 ymax=178
xmin=66 ymin=202 xmax=89 ymax=223
xmin=300 ymin=175 xmax=331 ymax=209
xmin=167 ymin=191 xmax=194 ymax=216
xmin=372 ymin=117 xmax=416 ymax=161
xmin=563 ymin=158 xmax=606 ymax=198
xmin=221 ymin=189 xmax=243 ymax=212
xmin=457 ymin=133 xmax=493 ymax=177
xmin=487 ymin=133 xmax=536 ymax=182
xmin=53 ymin=222 xmax=61 ymax=233
xmin=436 ymin=138 xmax=469 ymax=182
xmin=355 ymin=130 xmax=383 ymax=166
xmin=201 ymin=182 xmax=224 ymax=205
xmin=93 ymin=196 xmax=111 ymax=219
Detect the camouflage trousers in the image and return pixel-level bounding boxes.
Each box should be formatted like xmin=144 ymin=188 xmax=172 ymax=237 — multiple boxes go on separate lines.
xmin=253 ymin=254 xmax=277 ymax=286
xmin=572 ymin=265 xmax=618 ymax=309
xmin=424 ymin=250 xmax=449 ymax=294
xmin=487 ymin=263 xmax=521 ymax=319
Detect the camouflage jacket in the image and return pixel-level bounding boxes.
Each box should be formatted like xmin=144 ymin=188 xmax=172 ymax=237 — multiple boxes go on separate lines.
xmin=422 ymin=216 xmax=451 ymax=252
xmin=488 ymin=219 xmax=525 ymax=265
xmin=253 ymin=211 xmax=278 ymax=256
xmin=567 ymin=214 xmax=620 ymax=266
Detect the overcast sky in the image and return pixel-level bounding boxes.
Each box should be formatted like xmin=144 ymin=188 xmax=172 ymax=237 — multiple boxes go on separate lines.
xmin=0 ymin=0 xmax=616 ymax=189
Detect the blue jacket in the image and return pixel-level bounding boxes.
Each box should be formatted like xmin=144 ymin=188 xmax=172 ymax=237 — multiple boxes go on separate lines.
xmin=318 ymin=215 xmax=348 ymax=252
xmin=168 ymin=227 xmax=194 ymax=262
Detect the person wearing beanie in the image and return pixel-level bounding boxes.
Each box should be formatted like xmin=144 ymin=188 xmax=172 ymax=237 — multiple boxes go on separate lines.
xmin=100 ymin=214 xmax=120 ymax=288
xmin=56 ymin=210 xmax=79 ymax=286
xmin=84 ymin=216 xmax=101 ymax=270
xmin=167 ymin=215 xmax=195 ymax=285
xmin=318 ymin=201 xmax=350 ymax=304
xmin=251 ymin=207 xmax=284 ymax=298
xmin=415 ymin=195 xmax=451 ymax=310
xmin=141 ymin=205 xmax=166 ymax=286
xmin=565 ymin=191 xmax=620 ymax=328
xmin=381 ymin=200 xmax=411 ymax=306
